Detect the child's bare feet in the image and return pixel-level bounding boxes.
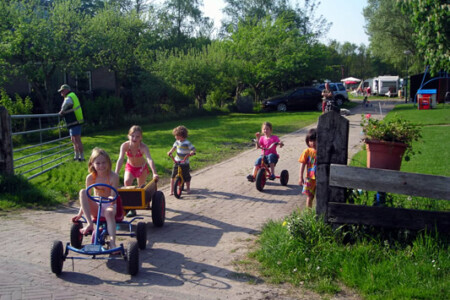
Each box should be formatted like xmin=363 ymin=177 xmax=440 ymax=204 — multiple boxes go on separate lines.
xmin=185 ymin=190 xmax=191 ymax=194
xmin=109 ymin=241 xmax=121 ymax=255
xmin=80 ymin=224 xmax=93 ymax=235
xmin=109 ymin=240 xmax=117 ymax=249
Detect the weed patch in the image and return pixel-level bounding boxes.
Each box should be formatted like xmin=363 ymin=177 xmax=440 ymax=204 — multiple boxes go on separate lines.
xmin=253 ymin=209 xmax=449 ymax=298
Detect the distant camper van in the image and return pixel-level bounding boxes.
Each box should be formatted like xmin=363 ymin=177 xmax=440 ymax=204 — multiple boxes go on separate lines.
xmin=374 ymin=76 xmax=400 ymax=96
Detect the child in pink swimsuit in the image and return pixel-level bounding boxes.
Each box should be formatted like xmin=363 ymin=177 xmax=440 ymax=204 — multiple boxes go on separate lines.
xmin=115 ymin=125 xmax=159 ymax=217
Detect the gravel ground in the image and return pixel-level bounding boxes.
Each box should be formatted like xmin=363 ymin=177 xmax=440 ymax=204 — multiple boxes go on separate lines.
xmin=0 ymin=99 xmax=400 ymax=300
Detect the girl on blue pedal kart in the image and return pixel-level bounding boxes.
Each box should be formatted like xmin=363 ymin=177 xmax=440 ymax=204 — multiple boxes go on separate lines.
xmin=247 ymin=122 xmax=284 ymax=182
xmin=72 ymin=148 xmax=120 ymax=250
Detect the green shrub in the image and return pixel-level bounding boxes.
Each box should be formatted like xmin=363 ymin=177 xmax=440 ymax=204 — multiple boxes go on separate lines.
xmin=83 ymin=94 xmax=123 ymax=129
xmin=253 ymin=209 xmax=450 ymax=298
xmin=206 ymin=89 xmax=233 ymax=109
xmin=361 ymin=114 xmax=422 ymax=160
xmin=0 ymin=88 xmax=33 ymax=115
xmin=1 ymin=88 xmax=34 ymax=145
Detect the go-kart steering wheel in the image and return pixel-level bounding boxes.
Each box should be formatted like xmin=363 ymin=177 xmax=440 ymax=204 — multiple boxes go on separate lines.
xmin=86 ymin=183 xmax=118 ymax=203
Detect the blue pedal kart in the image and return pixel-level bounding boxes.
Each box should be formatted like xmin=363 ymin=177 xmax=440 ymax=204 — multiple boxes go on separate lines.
xmin=50 ymin=183 xmax=147 ymax=276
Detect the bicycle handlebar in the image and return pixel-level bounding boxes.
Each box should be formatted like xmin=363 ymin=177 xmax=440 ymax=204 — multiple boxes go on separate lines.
xmin=252 ymin=138 xmax=281 ymax=153
xmin=168 ymin=152 xmax=195 ymax=164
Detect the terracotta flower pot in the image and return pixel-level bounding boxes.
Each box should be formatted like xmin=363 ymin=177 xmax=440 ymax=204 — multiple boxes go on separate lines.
xmin=365 ymin=139 xmax=407 ymax=170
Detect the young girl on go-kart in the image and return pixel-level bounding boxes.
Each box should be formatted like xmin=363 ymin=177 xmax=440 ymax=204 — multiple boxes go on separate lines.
xmin=247 ymin=122 xmax=284 ymax=182
xmin=72 ymin=148 xmax=120 ymax=250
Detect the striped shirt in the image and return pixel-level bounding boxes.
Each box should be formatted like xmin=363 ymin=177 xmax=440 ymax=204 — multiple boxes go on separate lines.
xmin=173 ymin=139 xmax=195 ymax=164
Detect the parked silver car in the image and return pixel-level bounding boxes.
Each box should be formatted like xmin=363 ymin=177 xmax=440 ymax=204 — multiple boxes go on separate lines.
xmin=317 ymin=82 xmax=349 ymax=106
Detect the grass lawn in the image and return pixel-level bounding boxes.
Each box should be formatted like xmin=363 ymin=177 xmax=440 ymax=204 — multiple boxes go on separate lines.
xmin=2 ymin=101 xmax=449 ymax=298
xmin=244 ymin=102 xmax=450 ymax=299
xmin=351 ymin=103 xmax=450 ymax=176
xmin=1 ymin=110 xmax=321 ymax=209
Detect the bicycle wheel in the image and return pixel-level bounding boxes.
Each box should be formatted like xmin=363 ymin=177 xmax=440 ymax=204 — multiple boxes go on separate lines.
xmin=174 ymin=177 xmax=184 ymax=199
xmin=255 ymin=168 xmax=266 ymax=191
xmin=280 ymin=170 xmax=289 ymax=186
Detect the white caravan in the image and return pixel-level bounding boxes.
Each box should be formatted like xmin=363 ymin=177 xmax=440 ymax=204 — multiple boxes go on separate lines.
xmin=373 ymin=75 xmax=400 ymax=96
xmin=363 ymin=78 xmax=376 ymax=94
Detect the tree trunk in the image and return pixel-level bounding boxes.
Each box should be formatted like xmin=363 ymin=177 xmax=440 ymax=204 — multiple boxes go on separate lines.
xmin=234 ymin=83 xmax=244 ymax=103
xmin=30 ymin=81 xmax=48 ymax=113
xmin=115 ymin=71 xmax=121 ymax=98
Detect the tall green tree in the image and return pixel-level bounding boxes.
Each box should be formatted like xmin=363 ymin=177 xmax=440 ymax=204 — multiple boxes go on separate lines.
xmin=222 ymin=0 xmax=289 ymax=30
xmin=151 ymin=47 xmax=219 ymax=108
xmin=331 ymin=42 xmax=375 ymax=80
xmin=363 ymin=0 xmax=420 ymax=74
xmin=81 ymin=5 xmax=147 ymax=98
xmin=399 ymin=0 xmax=449 ymax=75
xmin=222 ymin=0 xmax=329 ymax=40
xmin=0 ymin=0 xmax=87 ymax=113
xmin=226 ymin=17 xmax=316 ymax=102
xmin=156 ymin=0 xmax=213 ymax=48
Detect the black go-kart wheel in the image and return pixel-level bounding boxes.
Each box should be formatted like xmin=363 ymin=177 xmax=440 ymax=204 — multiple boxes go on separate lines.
xmin=50 ymin=240 xmax=64 ymax=275
xmin=136 ymin=222 xmax=147 ymax=250
xmin=255 ymin=169 xmax=266 ymax=191
xmin=151 ymin=191 xmax=166 ymax=227
xmin=70 ymin=221 xmax=83 ymax=249
xmin=173 ymin=177 xmax=184 ymax=199
xmin=126 ymin=241 xmax=140 ymax=276
xmin=280 ymin=170 xmax=289 ymax=186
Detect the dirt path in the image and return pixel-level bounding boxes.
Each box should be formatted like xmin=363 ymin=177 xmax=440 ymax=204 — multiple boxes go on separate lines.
xmin=0 ymin=100 xmax=400 ymax=300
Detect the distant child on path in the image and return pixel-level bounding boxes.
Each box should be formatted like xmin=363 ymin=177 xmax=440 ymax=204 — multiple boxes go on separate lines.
xmin=72 ymin=148 xmax=120 ymax=250
xmin=247 ymin=122 xmax=284 ymax=182
xmin=167 ymin=125 xmax=196 ymax=195
xmin=298 ymin=128 xmax=317 ymax=208
xmin=115 ymin=125 xmax=159 ymax=217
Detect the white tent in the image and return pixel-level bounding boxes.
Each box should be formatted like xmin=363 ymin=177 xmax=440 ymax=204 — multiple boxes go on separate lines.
xmin=341 ymin=77 xmax=361 ymax=84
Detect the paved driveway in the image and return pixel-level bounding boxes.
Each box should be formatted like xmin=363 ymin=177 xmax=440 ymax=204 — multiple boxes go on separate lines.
xmin=0 ymin=100 xmax=399 ymax=300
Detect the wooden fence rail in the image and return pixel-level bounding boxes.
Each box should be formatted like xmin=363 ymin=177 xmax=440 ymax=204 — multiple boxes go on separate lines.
xmin=316 ymin=111 xmax=450 ymax=233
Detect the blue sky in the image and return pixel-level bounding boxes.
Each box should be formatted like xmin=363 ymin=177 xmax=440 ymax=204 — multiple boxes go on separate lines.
xmin=202 ymin=0 xmax=369 ymax=46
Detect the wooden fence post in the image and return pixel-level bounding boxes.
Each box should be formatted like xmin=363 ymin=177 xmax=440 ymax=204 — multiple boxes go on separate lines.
xmin=316 ymin=111 xmax=349 ymax=221
xmin=0 ymin=106 xmax=14 ymax=175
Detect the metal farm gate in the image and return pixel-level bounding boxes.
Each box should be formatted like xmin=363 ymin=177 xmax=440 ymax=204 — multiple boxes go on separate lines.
xmin=1 ymin=106 xmax=73 ymax=179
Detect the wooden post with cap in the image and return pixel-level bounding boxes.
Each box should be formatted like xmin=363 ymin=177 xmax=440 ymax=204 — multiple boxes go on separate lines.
xmin=0 ymin=106 xmax=14 ymax=175
xmin=316 ymin=110 xmax=349 ymax=221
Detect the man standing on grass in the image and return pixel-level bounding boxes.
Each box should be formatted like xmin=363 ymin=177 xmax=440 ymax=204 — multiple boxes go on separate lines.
xmin=58 ymin=84 xmax=85 ymax=161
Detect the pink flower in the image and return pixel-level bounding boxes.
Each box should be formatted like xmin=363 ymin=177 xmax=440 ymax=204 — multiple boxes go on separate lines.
xmin=365 ymin=114 xmax=371 ymax=119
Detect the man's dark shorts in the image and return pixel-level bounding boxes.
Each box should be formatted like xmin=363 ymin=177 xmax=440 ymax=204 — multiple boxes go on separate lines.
xmin=69 ymin=125 xmax=82 ymax=136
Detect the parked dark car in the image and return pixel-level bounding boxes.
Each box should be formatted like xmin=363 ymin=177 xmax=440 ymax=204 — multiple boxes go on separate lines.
xmin=262 ymin=87 xmax=322 ymax=112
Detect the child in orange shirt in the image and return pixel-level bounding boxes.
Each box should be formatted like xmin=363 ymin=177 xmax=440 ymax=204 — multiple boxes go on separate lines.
xmin=298 ymin=128 xmax=317 ymax=208
xmin=72 ymin=148 xmax=120 ymax=249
